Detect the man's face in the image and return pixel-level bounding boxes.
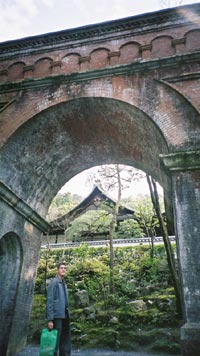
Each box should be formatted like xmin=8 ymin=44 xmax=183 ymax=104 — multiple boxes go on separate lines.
xmin=57 ymin=264 xmax=66 ymax=279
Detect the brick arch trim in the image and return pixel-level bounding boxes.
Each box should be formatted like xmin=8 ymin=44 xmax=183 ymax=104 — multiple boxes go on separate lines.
xmin=153 ymin=78 xmax=200 ymax=149
xmin=33 ymin=57 xmax=53 ymax=77
xmin=0 ymin=75 xmax=199 ymax=151
xmin=7 ymin=61 xmax=26 ymax=81
xmin=8 ymin=61 xmax=26 ymax=69
xmin=62 ymin=52 xmax=81 ymax=60
xmin=184 ymin=28 xmax=200 ymax=37
xmin=34 ymin=56 xmax=53 ymax=64
xmin=90 ymin=47 xmax=110 ymax=55
xmin=184 ymin=29 xmax=200 ymax=51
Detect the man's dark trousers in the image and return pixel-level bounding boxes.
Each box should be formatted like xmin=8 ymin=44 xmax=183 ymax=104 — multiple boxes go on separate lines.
xmin=54 ymin=315 xmax=71 ymax=356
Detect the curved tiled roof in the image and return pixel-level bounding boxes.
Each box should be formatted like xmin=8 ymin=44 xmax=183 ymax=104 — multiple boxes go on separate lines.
xmin=49 ymin=185 xmax=135 ymax=234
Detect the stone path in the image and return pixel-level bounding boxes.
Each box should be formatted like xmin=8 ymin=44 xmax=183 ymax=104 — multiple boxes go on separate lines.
xmin=15 ymin=345 xmax=181 ymax=356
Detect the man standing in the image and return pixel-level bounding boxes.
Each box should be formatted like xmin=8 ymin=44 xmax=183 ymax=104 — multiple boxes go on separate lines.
xmin=46 ymin=261 xmax=71 ymax=356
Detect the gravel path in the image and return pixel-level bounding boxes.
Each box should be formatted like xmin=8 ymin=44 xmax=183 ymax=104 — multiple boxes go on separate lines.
xmin=15 ymin=345 xmax=181 ymax=356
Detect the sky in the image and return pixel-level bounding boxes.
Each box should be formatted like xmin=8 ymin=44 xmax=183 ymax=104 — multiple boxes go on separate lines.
xmin=1 ymin=0 xmax=199 ymax=43
xmin=1 ymin=0 xmax=199 ymax=198
xmin=59 ymin=166 xmax=161 ymax=199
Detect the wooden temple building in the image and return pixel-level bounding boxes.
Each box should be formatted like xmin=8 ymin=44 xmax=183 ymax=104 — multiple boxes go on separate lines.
xmin=44 ymin=186 xmax=135 ymax=244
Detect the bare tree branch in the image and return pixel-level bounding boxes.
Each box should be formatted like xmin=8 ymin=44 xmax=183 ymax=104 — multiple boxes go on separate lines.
xmin=158 ymin=0 xmax=183 ymax=8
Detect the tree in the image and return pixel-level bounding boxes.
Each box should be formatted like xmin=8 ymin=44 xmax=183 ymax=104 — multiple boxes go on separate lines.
xmin=146 ymin=174 xmax=182 ymax=316
xmin=131 ymin=195 xmax=161 ymax=258
xmin=47 ymin=192 xmax=82 ymax=221
xmin=88 ymin=164 xmax=144 ymax=293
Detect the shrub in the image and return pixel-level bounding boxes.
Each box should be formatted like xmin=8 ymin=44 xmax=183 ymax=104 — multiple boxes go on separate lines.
xmin=30 ymin=244 xmax=181 ymax=352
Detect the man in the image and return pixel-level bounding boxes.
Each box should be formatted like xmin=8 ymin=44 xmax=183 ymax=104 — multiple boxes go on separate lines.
xmin=46 ymin=261 xmax=71 ymax=356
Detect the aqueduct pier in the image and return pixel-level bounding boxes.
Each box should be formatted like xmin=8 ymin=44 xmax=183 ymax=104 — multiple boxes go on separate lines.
xmin=0 ymin=3 xmax=200 ymax=355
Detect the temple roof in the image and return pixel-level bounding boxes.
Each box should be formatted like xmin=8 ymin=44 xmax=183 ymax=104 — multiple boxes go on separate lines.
xmin=49 ymin=185 xmax=135 ymax=235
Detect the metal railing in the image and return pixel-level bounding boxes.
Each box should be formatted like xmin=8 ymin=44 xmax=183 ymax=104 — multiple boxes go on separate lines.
xmin=41 ymin=236 xmax=176 ymax=249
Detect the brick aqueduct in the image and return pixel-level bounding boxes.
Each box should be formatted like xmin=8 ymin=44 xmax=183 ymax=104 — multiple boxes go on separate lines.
xmin=0 ymin=3 xmax=200 ymax=355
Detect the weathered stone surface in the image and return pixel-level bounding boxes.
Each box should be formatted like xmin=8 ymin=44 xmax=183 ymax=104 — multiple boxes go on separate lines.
xmin=0 ymin=201 xmax=42 ymax=355
xmin=181 ymin=323 xmax=200 ymax=356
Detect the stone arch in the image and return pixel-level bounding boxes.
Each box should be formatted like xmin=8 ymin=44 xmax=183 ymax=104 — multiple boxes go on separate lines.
xmin=34 ymin=57 xmax=53 ymax=77
xmin=0 ymin=97 xmax=170 ymax=217
xmin=134 ymin=78 xmax=200 ymax=150
xmin=8 ymin=62 xmax=25 ymax=81
xmin=119 ymin=42 xmax=141 ymax=64
xmin=0 ymin=4 xmax=200 ymax=354
xmin=62 ymin=53 xmax=80 ymax=73
xmin=1 ymin=73 xmax=199 ymax=153
xmin=2 ymin=63 xmax=200 ymax=159
xmin=0 ymin=232 xmax=22 ymax=356
xmin=90 ymin=48 xmax=109 ymax=69
xmin=185 ymin=29 xmax=200 ymax=52
xmin=151 ymin=35 xmax=175 ymax=58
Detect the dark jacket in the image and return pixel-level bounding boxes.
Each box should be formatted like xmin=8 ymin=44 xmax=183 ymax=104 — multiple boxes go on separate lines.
xmin=46 ymin=275 xmax=69 ymax=321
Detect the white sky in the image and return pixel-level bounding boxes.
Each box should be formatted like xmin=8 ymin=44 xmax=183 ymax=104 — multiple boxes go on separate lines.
xmin=1 ymin=0 xmax=199 ymax=198
xmin=0 ymin=0 xmax=199 ymax=42
xmin=59 ymin=167 xmax=163 ymax=199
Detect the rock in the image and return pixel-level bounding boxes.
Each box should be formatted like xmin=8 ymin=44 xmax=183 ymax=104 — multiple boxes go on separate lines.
xmin=74 ymin=289 xmax=90 ymax=307
xmin=109 ymin=316 xmax=119 ymax=324
xmin=86 ymin=312 xmax=96 ymax=320
xmin=84 ymin=306 xmax=95 ymax=315
xmin=127 ymin=299 xmax=147 ymax=311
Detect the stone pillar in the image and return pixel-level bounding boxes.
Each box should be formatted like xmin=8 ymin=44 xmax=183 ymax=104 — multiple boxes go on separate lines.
xmin=161 ymin=150 xmax=200 ymax=356
xmin=23 ymin=65 xmax=34 ymax=79
xmin=0 ymin=181 xmax=50 ymax=356
xmin=79 ymin=56 xmax=91 ymax=71
xmin=172 ymin=37 xmax=186 ymax=54
xmin=163 ymin=183 xmax=175 ymax=236
xmin=140 ymin=44 xmax=152 ymax=59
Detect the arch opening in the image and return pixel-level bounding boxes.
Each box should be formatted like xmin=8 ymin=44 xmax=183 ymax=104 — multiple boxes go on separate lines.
xmin=45 ymin=163 xmax=167 ymax=245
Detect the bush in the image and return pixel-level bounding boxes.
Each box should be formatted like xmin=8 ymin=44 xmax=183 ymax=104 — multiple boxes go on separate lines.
xmin=29 ymin=244 xmax=182 ymax=352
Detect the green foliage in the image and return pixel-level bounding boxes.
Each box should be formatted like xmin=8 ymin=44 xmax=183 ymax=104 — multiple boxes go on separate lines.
xmin=47 ymin=192 xmax=82 ymax=221
xmin=30 ymin=244 xmax=181 ymax=353
xmin=152 ymin=339 xmax=181 ymax=354
xmin=122 ymin=195 xmax=164 ymax=237
xmin=28 ymin=294 xmax=46 ymax=342
xmin=133 ymin=195 xmax=159 ymax=236
xmin=117 ymin=219 xmax=144 ymax=238
xmin=65 ymin=210 xmax=112 ymax=241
